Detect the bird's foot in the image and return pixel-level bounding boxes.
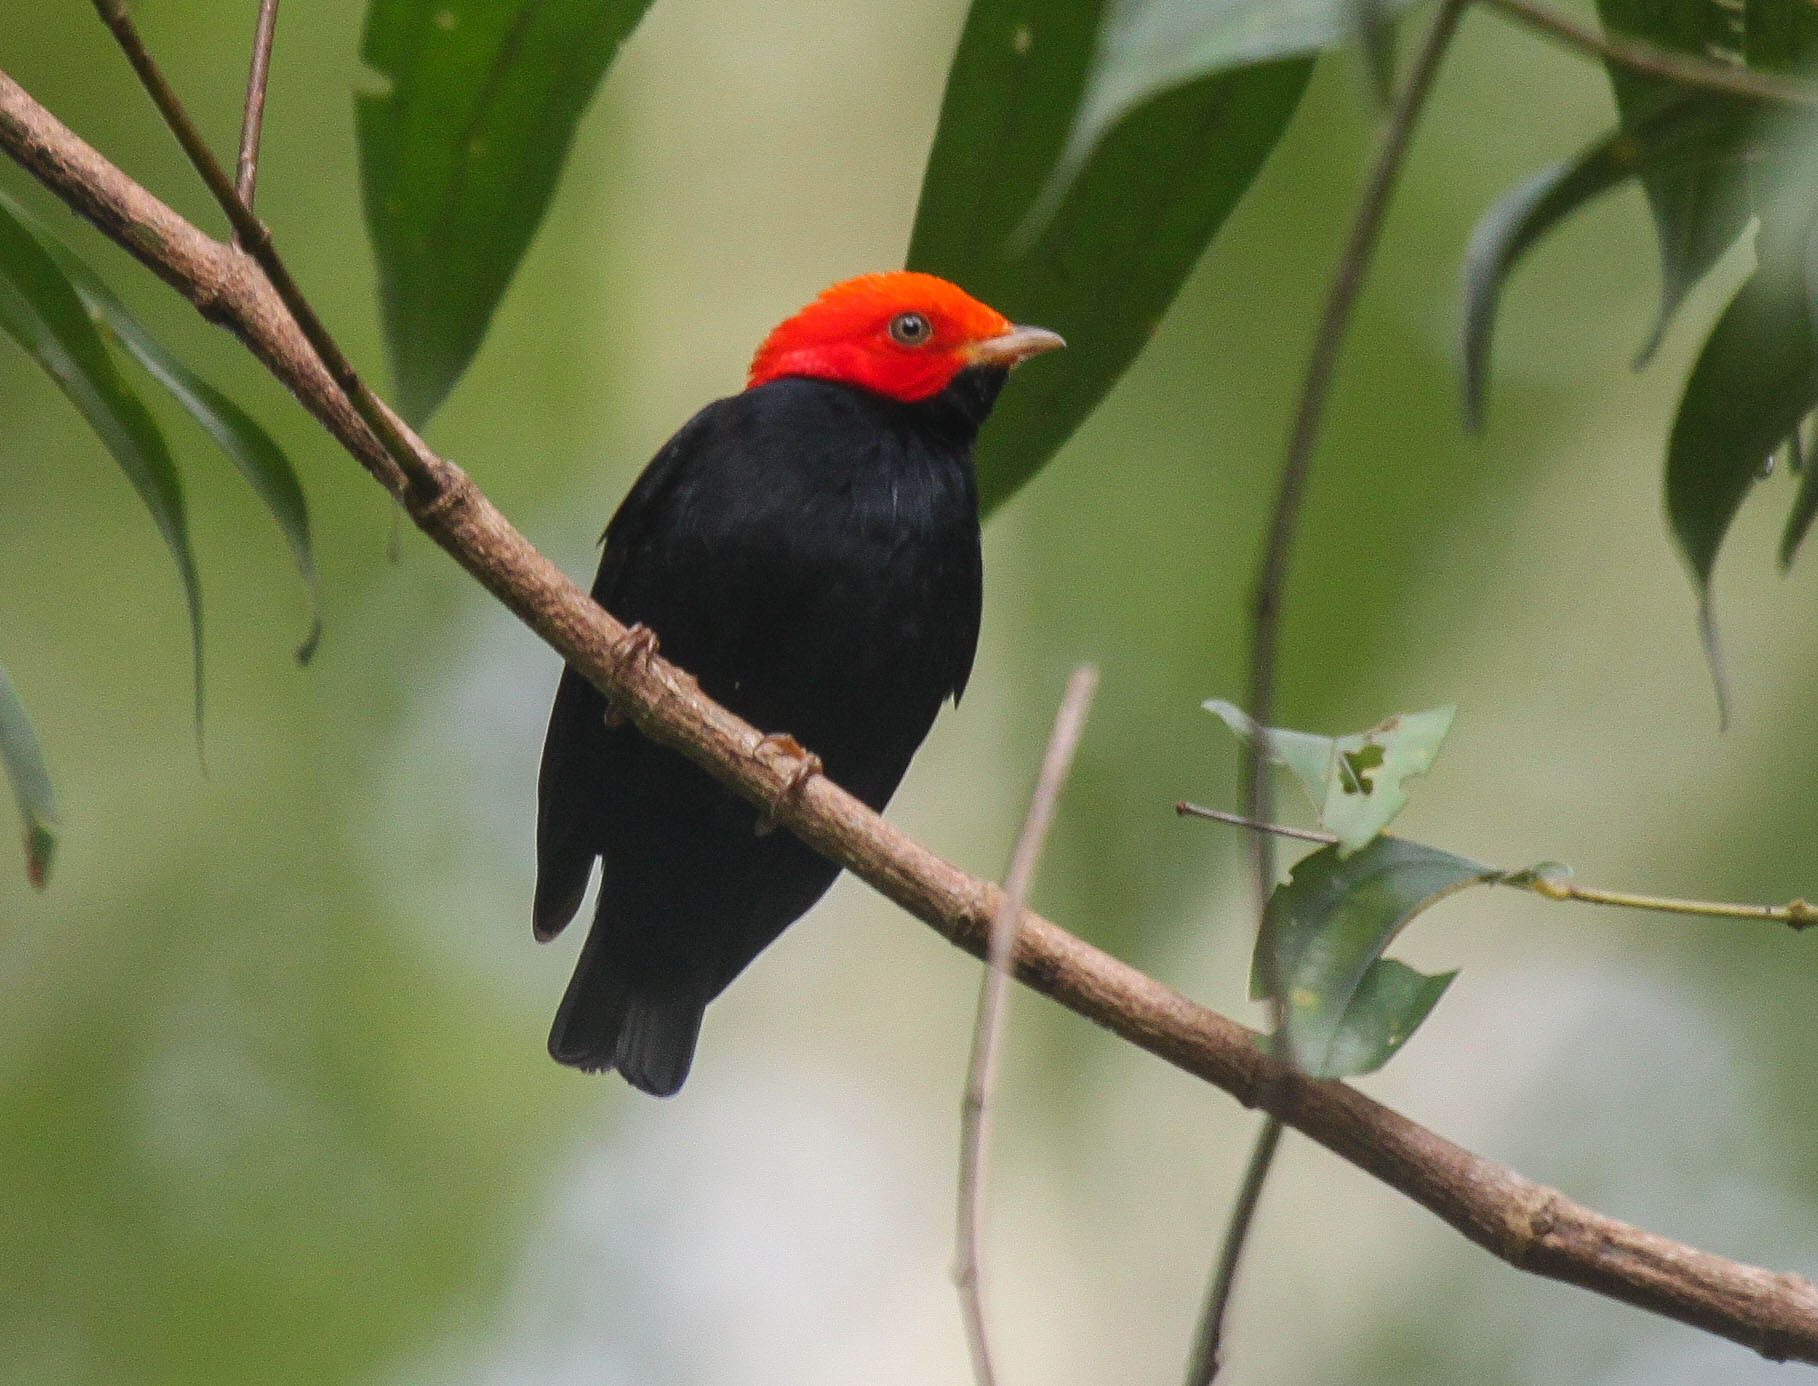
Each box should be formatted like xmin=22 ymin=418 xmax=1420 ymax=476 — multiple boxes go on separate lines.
xmin=603 ymin=623 xmax=661 ymax=729
xmin=755 ymin=733 xmax=823 ymax=836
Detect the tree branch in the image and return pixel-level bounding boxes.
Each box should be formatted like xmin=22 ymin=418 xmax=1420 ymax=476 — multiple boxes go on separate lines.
xmin=3 ymin=64 xmax=1818 ymax=1367
xmin=1480 ymin=0 xmax=1818 ymax=110
xmin=234 ymin=0 xmax=281 ymax=216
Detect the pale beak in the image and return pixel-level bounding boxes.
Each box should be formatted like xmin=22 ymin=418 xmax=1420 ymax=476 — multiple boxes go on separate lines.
xmin=966 ymin=324 xmax=1066 ymax=369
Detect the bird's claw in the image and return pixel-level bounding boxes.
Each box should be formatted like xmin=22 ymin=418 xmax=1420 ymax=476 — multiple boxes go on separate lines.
xmin=603 ymin=623 xmax=661 ymax=729
xmin=755 ymin=733 xmax=823 ymax=836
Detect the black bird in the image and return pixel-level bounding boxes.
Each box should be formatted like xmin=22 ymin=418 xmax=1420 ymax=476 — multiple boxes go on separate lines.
xmin=533 ymin=271 xmax=1062 ymax=1095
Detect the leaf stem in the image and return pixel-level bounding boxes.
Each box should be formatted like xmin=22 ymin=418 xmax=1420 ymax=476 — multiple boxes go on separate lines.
xmin=234 ymin=0 xmax=280 ymax=218
xmin=90 ymin=0 xmax=434 ymax=499
xmin=1183 ymin=1115 xmax=1286 ymax=1386
xmin=955 ymin=665 xmax=1098 ymax=1386
xmin=1179 ymin=806 xmax=1818 ymax=931
xmin=1478 ymin=0 xmax=1818 ymax=110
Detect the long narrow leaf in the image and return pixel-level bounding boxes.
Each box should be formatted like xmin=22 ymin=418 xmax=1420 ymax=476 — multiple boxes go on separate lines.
xmin=1461 ymin=100 xmax=1747 ymax=429
xmin=1593 ymin=0 xmax=1756 ymax=356
xmin=0 ymin=192 xmax=322 ymax=662
xmin=359 ymin=0 xmax=656 ymax=424
xmin=0 ymin=197 xmax=203 ymax=735
xmin=0 ymin=661 xmax=56 ymax=889
xmin=909 ymin=0 xmax=1311 ymax=514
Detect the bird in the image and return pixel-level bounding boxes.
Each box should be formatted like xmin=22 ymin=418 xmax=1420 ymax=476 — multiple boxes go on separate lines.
xmin=532 ymin=271 xmax=1062 ymax=1096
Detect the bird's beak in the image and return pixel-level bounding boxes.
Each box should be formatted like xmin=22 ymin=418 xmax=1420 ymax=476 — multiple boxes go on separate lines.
xmin=966 ymin=324 xmax=1065 ymax=369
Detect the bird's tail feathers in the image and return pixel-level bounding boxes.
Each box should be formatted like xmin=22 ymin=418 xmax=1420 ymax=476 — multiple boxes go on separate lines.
xmin=548 ymin=934 xmax=705 ymax=1098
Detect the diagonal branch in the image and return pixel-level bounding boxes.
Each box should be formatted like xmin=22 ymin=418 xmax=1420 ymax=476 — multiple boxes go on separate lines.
xmin=3 ymin=65 xmax=1818 ymax=1367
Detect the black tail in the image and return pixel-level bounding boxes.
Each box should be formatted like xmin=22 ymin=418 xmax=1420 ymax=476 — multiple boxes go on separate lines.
xmin=548 ymin=922 xmax=705 ymax=1098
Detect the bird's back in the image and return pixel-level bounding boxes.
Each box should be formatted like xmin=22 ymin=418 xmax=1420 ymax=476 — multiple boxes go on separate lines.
xmin=534 ymin=373 xmax=991 ymax=1094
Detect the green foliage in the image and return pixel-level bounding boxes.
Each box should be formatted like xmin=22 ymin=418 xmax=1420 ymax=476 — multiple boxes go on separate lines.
xmin=1206 ymin=700 xmax=1455 ymax=855
xmin=1205 ymin=701 xmax=1468 ymax=1074
xmin=0 ymin=191 xmax=205 ymax=750
xmin=907 ymin=0 xmax=1311 ymax=514
xmin=1460 ymin=99 xmax=1748 ymax=429
xmin=0 ymin=661 xmax=55 ymax=889
xmin=1254 ymin=836 xmax=1483 ymax=1077
xmin=358 ymin=0 xmax=657 ymax=425
xmin=12 ymin=199 xmax=324 ymax=663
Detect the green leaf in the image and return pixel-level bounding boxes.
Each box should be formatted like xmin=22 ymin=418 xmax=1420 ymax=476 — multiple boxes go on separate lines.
xmin=0 ymin=193 xmax=323 ymax=663
xmin=908 ymin=0 xmax=1311 ymax=514
xmin=1053 ymin=0 xmax=1405 ymax=183
xmin=1666 ymin=258 xmax=1817 ymax=713
xmin=1255 ymin=836 xmax=1488 ymax=1078
xmin=0 ymin=196 xmax=204 ymax=735
xmin=1206 ymin=700 xmax=1455 ymax=855
xmin=1461 ymin=100 xmax=1749 ymax=430
xmin=358 ymin=0 xmax=655 ymax=425
xmin=0 ymin=661 xmax=56 ymax=889
xmin=1592 ymin=0 xmax=1755 ymax=355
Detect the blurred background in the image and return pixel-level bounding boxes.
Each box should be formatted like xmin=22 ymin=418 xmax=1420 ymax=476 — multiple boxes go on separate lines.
xmin=4 ymin=1 xmax=1817 ymax=1382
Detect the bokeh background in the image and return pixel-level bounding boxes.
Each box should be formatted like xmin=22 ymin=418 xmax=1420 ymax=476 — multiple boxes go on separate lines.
xmin=5 ymin=2 xmax=1818 ymax=1382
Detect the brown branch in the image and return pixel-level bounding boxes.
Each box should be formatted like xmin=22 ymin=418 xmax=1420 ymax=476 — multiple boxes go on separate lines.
xmin=1480 ymin=0 xmax=1818 ymax=110
xmin=91 ymin=0 xmax=432 ymax=499
xmin=3 ymin=64 xmax=1818 ymax=1367
xmin=955 ymin=666 xmax=1098 ymax=1386
xmin=234 ymin=0 xmax=281 ymax=216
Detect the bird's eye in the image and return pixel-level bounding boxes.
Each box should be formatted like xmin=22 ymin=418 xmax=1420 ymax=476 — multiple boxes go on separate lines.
xmin=888 ymin=311 xmax=933 ymax=347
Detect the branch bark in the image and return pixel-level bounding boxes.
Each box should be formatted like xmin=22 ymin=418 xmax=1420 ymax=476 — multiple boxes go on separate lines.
xmin=4 ymin=65 xmax=1818 ymax=1367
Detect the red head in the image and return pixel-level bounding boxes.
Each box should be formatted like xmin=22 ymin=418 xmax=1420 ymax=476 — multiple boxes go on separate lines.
xmin=747 ymin=272 xmax=1063 ymax=404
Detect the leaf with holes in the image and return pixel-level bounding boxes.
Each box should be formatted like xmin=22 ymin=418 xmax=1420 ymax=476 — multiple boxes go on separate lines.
xmin=359 ymin=0 xmax=656 ymax=424
xmin=0 ymin=662 xmax=56 ymax=889
xmin=909 ymin=0 xmax=1312 ymax=514
xmin=2 ymin=192 xmax=323 ymax=663
xmin=0 ymin=196 xmax=203 ymax=733
xmin=1255 ymin=836 xmax=1486 ymax=1077
xmin=1206 ymin=700 xmax=1454 ymax=855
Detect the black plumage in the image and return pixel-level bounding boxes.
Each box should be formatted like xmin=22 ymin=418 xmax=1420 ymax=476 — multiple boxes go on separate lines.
xmin=533 ymin=367 xmax=1006 ymax=1096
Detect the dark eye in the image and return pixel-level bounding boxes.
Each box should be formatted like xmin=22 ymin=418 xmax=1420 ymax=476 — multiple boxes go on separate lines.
xmin=888 ymin=311 xmax=933 ymax=346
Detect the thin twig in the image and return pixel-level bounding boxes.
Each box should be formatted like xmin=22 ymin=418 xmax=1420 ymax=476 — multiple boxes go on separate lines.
xmin=90 ymin=0 xmax=432 ymax=498
xmin=1480 ymin=0 xmax=1818 ymax=110
xmin=1184 ymin=1115 xmax=1286 ymax=1386
xmin=234 ymin=0 xmax=280 ymax=217
xmin=1513 ymin=869 xmax=1818 ymax=929
xmin=1244 ymin=0 xmax=1469 ymax=950
xmin=1175 ymin=802 xmax=1337 ymax=844
xmin=955 ymin=665 xmax=1099 ymax=1386
xmin=6 ymin=65 xmax=1818 ymax=1368
xmin=1178 ymin=805 xmax=1818 ymax=931
xmin=1231 ymin=6 xmax=1467 ymax=1373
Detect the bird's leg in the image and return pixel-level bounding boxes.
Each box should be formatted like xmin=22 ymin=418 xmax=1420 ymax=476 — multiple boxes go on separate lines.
xmin=754 ymin=733 xmax=824 ymax=836
xmin=603 ymin=623 xmax=661 ymax=729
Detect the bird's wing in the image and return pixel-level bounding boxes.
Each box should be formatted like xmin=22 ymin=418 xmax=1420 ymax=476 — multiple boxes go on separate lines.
xmin=532 ymin=406 xmax=721 ymax=941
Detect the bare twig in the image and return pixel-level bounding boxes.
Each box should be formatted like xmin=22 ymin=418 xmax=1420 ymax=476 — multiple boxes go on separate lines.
xmin=1177 ymin=805 xmax=1818 ymax=931
xmin=234 ymin=0 xmax=280 ymax=216
xmin=1232 ymin=6 xmax=1467 ymax=1370
xmin=1185 ymin=1115 xmax=1286 ymax=1385
xmin=1480 ymin=0 xmax=1818 ymax=110
xmin=90 ymin=0 xmax=431 ymax=498
xmin=5 ymin=65 xmax=1818 ymax=1367
xmin=1244 ymin=0 xmax=1468 ymax=949
xmin=955 ymin=666 xmax=1098 ymax=1386
xmin=1175 ymin=802 xmax=1336 ymax=844
xmin=1513 ymin=869 xmax=1818 ymax=930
